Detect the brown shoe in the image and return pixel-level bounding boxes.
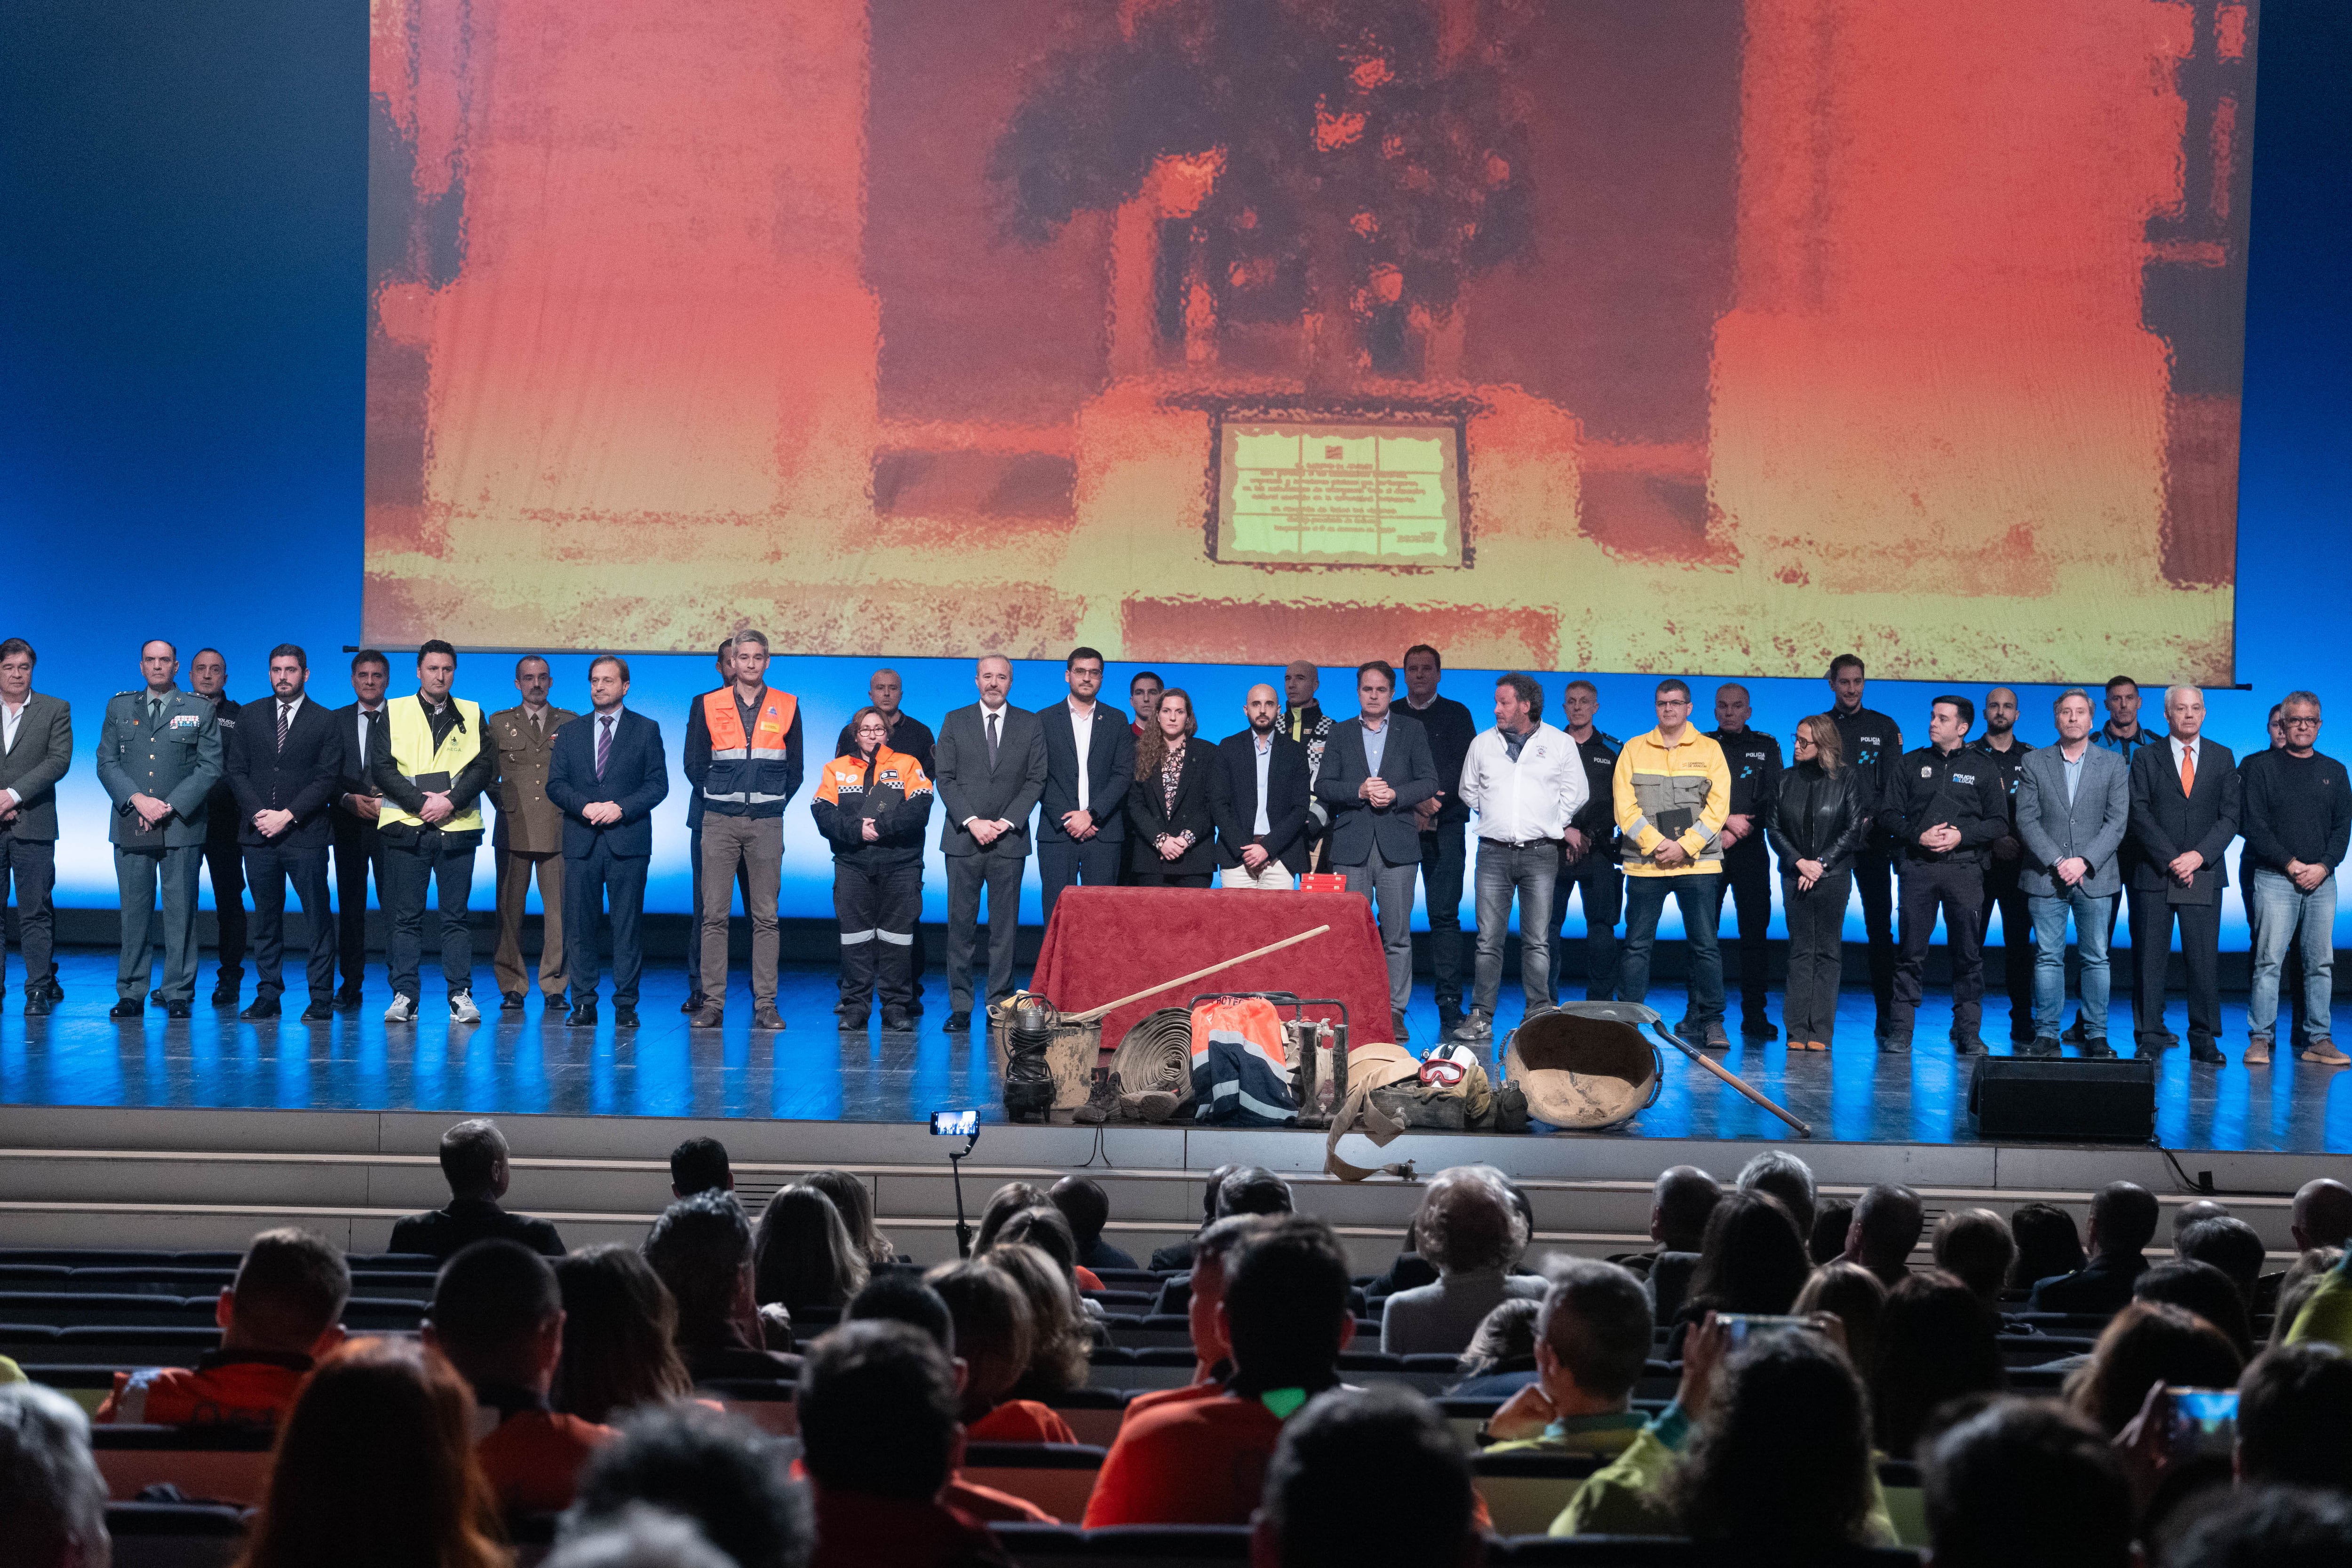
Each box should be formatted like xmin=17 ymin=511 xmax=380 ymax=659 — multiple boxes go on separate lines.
xmin=753 ymin=1005 xmax=787 ymax=1031
xmin=2300 ymin=1037 xmax=2351 ymax=1067
xmin=2243 ymin=1035 xmax=2272 ymax=1066
xmin=690 ymin=1008 xmax=724 ymax=1030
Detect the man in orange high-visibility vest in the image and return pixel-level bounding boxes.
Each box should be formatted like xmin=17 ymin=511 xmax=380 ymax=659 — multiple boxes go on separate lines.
xmin=682 ymin=629 xmax=803 ymax=1030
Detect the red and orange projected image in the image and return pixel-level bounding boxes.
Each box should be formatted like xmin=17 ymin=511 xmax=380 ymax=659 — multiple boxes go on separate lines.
xmin=365 ymin=0 xmax=2255 ymax=682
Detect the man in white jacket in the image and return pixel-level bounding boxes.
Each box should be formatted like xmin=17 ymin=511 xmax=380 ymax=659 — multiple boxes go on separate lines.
xmin=1451 ymin=674 xmax=1590 ymax=1042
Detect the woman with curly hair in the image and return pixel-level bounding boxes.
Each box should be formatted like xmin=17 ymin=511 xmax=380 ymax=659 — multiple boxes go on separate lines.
xmin=1127 ymin=688 xmax=1216 ymax=886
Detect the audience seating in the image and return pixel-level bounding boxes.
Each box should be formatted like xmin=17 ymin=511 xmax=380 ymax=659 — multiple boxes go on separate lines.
xmin=960 ymin=1441 xmax=1108 ymax=1523
xmin=104 ymin=1500 xmax=248 ymax=1568
xmin=989 ymin=1525 xmax=1924 ymax=1568
xmin=90 ymin=1423 xmax=274 ymax=1506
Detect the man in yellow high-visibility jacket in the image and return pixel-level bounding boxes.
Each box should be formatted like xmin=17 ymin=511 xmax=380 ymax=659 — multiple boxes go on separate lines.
xmin=367 ymin=640 xmax=497 ymax=1024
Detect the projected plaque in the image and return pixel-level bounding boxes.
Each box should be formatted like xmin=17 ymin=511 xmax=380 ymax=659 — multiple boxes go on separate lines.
xmin=1211 ymin=417 xmax=1466 ymax=568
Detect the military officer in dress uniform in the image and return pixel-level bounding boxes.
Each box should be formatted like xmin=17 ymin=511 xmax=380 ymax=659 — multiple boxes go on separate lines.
xmin=488 ymin=655 xmax=579 ymax=1010
xmin=96 ymin=640 xmax=223 ymax=1019
xmin=188 ymin=648 xmax=248 ymax=1007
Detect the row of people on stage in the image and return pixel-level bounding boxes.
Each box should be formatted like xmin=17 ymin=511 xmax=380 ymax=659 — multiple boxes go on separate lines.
xmin=0 ymin=635 xmax=2341 ymax=1066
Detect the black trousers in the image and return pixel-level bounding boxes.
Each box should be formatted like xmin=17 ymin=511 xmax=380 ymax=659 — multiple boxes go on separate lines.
xmin=1549 ymin=855 xmax=1623 ymax=1004
xmin=1722 ymin=836 xmax=1772 ymax=1015
xmin=331 ymin=813 xmax=386 ymax=993
xmin=202 ymin=834 xmax=248 ymax=982
xmin=686 ymin=818 xmax=755 ymax=1007
xmin=2133 ymin=888 xmax=2220 ymax=1048
xmin=946 ymin=842 xmax=1025 ymax=1012
xmin=1890 ymin=858 xmax=1986 ymax=1040
xmin=1855 ymin=843 xmax=1898 ymax=1032
xmin=0 ymin=832 xmax=57 ymax=992
xmin=384 ymin=829 xmax=476 ymax=999
xmin=1131 ymin=869 xmax=1212 ymax=887
xmin=1418 ymin=820 xmax=1467 ymax=1010
xmin=244 ymin=842 xmax=337 ymax=1001
xmin=1782 ymin=868 xmax=1851 ymax=1043
xmin=565 ymin=841 xmax=649 ymax=1006
xmin=1978 ymin=855 xmax=2035 ymax=1040
xmin=836 ymin=858 xmax=922 ymax=1011
xmin=1038 ymin=836 xmax=1123 ymax=929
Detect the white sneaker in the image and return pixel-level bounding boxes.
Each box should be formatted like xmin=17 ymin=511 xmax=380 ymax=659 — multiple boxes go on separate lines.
xmin=383 ymin=994 xmax=417 ymax=1023
xmin=449 ymin=992 xmax=482 ymax=1024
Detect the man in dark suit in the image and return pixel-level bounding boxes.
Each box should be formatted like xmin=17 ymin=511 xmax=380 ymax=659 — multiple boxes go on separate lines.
xmin=189 ymin=648 xmax=248 ymax=1008
xmin=0 ymin=637 xmax=72 ymax=1014
xmin=1210 ymin=683 xmax=1309 ymax=890
xmin=1314 ymin=661 xmax=1439 ymax=1038
xmin=328 ymin=650 xmax=393 ymax=1011
xmin=547 ymin=655 xmax=669 ymax=1028
xmin=1036 ymin=646 xmax=1134 ymax=926
xmin=224 ymin=645 xmax=345 ymax=1020
xmin=2026 ymin=1181 xmax=2157 ymax=1315
xmin=2127 ymin=686 xmax=2241 ymax=1064
xmin=388 ymin=1119 xmax=564 ymax=1261
xmin=934 ymin=654 xmax=1047 ymax=1030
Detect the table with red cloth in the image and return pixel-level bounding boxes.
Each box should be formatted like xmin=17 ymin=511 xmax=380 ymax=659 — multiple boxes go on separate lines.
xmin=1028 ymin=887 xmax=1395 ymax=1051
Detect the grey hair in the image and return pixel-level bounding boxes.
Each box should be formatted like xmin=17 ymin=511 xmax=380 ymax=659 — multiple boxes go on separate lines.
xmin=1736 ymin=1149 xmax=1818 ymax=1233
xmin=1415 ymin=1167 xmax=1528 ymax=1274
xmin=550 ymin=1506 xmax=738 ymax=1568
xmin=2164 ymin=685 xmax=2203 ymax=708
xmin=0 ymin=1383 xmax=111 ymax=1568
xmin=2053 ymin=686 xmax=2092 ymax=710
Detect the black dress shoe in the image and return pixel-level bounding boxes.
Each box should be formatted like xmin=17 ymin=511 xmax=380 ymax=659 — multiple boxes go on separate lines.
xmin=110 ymin=998 xmax=143 ymax=1019
xmin=164 ymin=1001 xmax=192 ymax=1019
xmin=615 ymin=1006 xmax=638 ymax=1029
xmin=25 ymin=993 xmax=52 ymax=1017
xmin=334 ymin=986 xmax=363 ymax=1011
xmin=2024 ymin=1035 xmax=2062 ymax=1058
xmin=682 ymin=995 xmax=705 ymax=1013
xmin=1740 ymin=1016 xmax=1779 ymax=1041
xmin=566 ymin=1004 xmax=598 ymax=1027
xmin=882 ymin=1008 xmax=914 ymax=1031
xmin=502 ymin=990 xmax=526 ymax=1011
xmin=2081 ymin=1037 xmax=2118 ymax=1059
xmin=240 ymin=997 xmax=281 ymax=1019
xmin=1950 ymin=1034 xmax=1985 ymax=1055
xmin=211 ymin=982 xmax=239 ymax=1007
xmin=300 ymin=999 xmax=335 ymax=1022
xmin=944 ymin=1011 xmax=972 ymax=1032
xmin=2188 ymin=1038 xmax=2226 ymax=1065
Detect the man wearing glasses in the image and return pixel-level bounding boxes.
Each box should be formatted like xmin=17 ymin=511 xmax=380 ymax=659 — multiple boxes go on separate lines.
xmin=2240 ymin=692 xmax=2350 ymax=1067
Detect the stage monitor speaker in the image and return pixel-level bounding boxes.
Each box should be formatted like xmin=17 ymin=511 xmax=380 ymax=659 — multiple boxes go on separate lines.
xmin=1968 ymin=1056 xmax=2156 ymax=1142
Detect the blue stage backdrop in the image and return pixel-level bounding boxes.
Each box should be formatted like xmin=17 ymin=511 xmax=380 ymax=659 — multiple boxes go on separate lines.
xmin=3 ymin=0 xmax=2348 ymax=946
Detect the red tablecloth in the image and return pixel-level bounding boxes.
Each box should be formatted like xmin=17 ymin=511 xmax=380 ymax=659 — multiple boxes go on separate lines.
xmin=1029 ymin=888 xmax=1393 ymax=1052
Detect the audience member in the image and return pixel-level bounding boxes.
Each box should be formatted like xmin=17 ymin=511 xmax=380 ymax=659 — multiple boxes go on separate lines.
xmin=754 ymin=1186 xmax=870 ymax=1316
xmin=2029 ymin=1182 xmax=2158 ymax=1313
xmin=668 ymin=1137 xmax=732 ymax=1199
xmin=1734 ymin=1149 xmax=1818 ymax=1241
xmin=1478 ymin=1259 xmax=1653 ymax=1456
xmin=546 ymin=1508 xmax=736 ymax=1568
xmin=1381 ymin=1167 xmax=1543 ymax=1355
xmin=986 ymin=1242 xmax=1092 ymax=1403
xmin=2009 ymin=1201 xmax=2088 ymax=1292
xmin=2289 ymin=1178 xmax=2352 ymax=1251
xmin=985 ymin=1203 xmax=1102 ymax=1296
xmin=2173 ymin=1198 xmax=2232 ymax=1242
xmin=1808 ymin=1198 xmax=1855 ymax=1266
xmin=1932 ymin=1209 xmax=2019 ymax=1310
xmin=2236 ymin=1342 xmax=2352 ymax=1491
xmin=799 ymin=1321 xmax=1003 ymax=1568
xmin=390 ymin=1117 xmax=566 ymax=1260
xmin=567 ymin=1403 xmax=811 ymax=1568
xmin=1452 ymin=1298 xmax=1541 ymax=1393
xmin=1217 ymin=1165 xmax=1297 ymax=1221
xmin=1146 ymin=1162 xmax=1238 ymax=1273
xmin=1920 ymin=1397 xmax=2133 ymax=1568
xmin=1049 ymin=1175 xmax=1137 ymax=1272
xmin=2273 ymin=1248 xmax=2344 ymax=1349
xmin=2068 ymin=1300 xmax=2244 ymax=1434
xmin=1258 ymin=1385 xmax=1480 ymax=1568
xmin=236 ymin=1337 xmax=506 ymax=1568
xmin=1842 ymin=1181 xmax=1924 ymax=1288
xmin=552 ymin=1245 xmax=694 ymax=1425
xmin=1872 ymin=1270 xmax=2006 ymax=1457
xmin=425 ymin=1239 xmax=615 ymax=1513
xmin=1794 ymin=1262 xmax=1888 ymax=1375
xmin=969 ymin=1182 xmax=1047 ymax=1255
xmin=1632 ymin=1164 xmax=1718 ymax=1324
xmin=922 ymin=1258 xmax=1076 ymax=1445
xmin=846 ymin=1272 xmax=954 ymax=1345
xmin=800 ymin=1170 xmax=899 ymax=1268
xmin=1132 ymin=1214 xmax=1267 ymax=1409
xmin=2162 ymin=1485 xmax=2352 ymax=1568
xmin=2177 ymin=1216 xmax=2267 ymax=1310
xmin=642 ymin=1191 xmax=800 ymax=1382
xmin=0 ymin=1382 xmax=111 ymax=1568
xmin=97 ymin=1226 xmax=349 ymax=1425
xmin=1086 ymin=1217 xmax=1354 ymax=1527
xmin=2137 ymin=1258 xmax=2256 ymax=1360
xmin=1669 ymin=1189 xmax=1810 ymax=1353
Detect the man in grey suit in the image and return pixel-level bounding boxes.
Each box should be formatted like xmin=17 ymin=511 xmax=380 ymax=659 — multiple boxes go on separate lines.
xmin=95 ymin=640 xmax=225 ymax=1019
xmin=2015 ymin=687 xmax=2131 ymax=1057
xmin=934 ymin=654 xmax=1047 ymax=1031
xmin=1314 ymin=661 xmax=1440 ymax=1039
xmin=0 ymin=638 xmax=72 ymax=1014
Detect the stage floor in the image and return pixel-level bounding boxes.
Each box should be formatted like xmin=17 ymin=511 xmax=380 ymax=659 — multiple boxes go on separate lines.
xmin=2 ymin=950 xmax=2347 ymax=1153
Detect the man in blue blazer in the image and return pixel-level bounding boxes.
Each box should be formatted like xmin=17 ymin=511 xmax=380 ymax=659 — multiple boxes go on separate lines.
xmin=1314 ymin=661 xmax=1439 ymax=1039
xmin=2015 ymin=688 xmax=2132 ymax=1057
xmin=1035 ymin=646 xmax=1135 ymax=928
xmin=547 ymin=656 xmax=669 ymax=1028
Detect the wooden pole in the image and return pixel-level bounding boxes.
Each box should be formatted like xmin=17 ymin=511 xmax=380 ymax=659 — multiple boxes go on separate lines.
xmin=1654 ymin=1025 xmax=1813 ymax=1138
xmin=1062 ymin=924 xmax=1334 ymax=1025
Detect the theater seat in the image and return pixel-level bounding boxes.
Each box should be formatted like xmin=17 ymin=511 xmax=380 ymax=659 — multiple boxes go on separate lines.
xmin=1045 ymin=1386 xmax=1131 ymax=1447
xmin=957 ymin=1441 xmax=1107 ymax=1523
xmin=104 ymin=1500 xmax=247 ymax=1568
xmin=992 ymin=1522 xmax=1252 ymax=1568
xmin=1472 ymin=1450 xmax=1610 ymax=1536
xmin=90 ymin=1424 xmax=275 ymax=1506
xmin=697 ymin=1376 xmax=798 ymax=1436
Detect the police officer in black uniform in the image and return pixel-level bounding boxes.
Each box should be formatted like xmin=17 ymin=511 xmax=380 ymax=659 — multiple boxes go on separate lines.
xmin=1826 ymin=655 xmax=1906 ymax=1044
xmin=1708 ymin=684 xmax=1784 ymax=1039
xmin=1968 ymin=686 xmax=2037 ymax=1044
xmin=1549 ymin=677 xmax=1623 ymax=1004
xmin=187 ymin=648 xmax=247 ymax=1008
xmin=1880 ymin=695 xmax=2010 ymax=1053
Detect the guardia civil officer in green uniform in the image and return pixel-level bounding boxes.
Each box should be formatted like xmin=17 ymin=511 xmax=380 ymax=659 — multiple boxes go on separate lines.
xmin=96 ymin=639 xmax=224 ymax=1018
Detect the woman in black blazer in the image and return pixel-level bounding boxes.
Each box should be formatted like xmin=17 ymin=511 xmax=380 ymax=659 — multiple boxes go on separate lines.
xmin=1128 ymin=688 xmax=1218 ymax=886
xmin=1765 ymin=714 xmax=1869 ymax=1052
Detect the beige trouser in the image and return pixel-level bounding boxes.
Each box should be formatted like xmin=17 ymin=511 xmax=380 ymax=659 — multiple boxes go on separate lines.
xmin=493 ymin=849 xmax=566 ymax=997
xmin=1220 ymin=859 xmax=1297 ymax=890
xmin=700 ymin=813 xmax=782 ymax=1007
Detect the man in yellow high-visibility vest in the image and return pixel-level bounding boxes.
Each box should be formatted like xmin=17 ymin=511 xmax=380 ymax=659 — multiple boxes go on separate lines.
xmin=367 ymin=640 xmax=496 ymax=1023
